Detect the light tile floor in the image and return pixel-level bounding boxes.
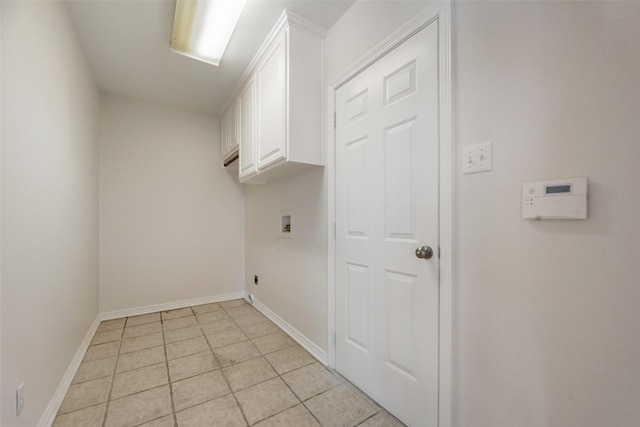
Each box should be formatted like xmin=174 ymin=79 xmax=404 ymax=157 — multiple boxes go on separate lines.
xmin=53 ymin=299 xmax=405 ymax=427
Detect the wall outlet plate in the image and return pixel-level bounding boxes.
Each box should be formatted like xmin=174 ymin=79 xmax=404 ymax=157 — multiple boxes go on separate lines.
xmin=462 ymin=142 xmax=492 ymax=174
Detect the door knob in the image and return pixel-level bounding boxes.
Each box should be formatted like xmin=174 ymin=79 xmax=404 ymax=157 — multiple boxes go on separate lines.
xmin=415 ymin=246 xmax=433 ymax=260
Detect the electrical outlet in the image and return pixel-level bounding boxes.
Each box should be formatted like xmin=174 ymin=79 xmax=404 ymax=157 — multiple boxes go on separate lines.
xmin=16 ymin=383 xmax=24 ymax=416
xmin=254 ymin=275 xmax=259 ymax=285
xmin=462 ymin=142 xmax=492 ymax=174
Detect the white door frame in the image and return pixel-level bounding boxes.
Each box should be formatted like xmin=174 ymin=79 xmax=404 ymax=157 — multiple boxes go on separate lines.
xmin=326 ymin=2 xmax=452 ymax=426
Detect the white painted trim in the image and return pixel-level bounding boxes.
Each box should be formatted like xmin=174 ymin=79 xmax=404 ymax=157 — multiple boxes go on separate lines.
xmin=250 ymin=297 xmax=329 ymax=366
xmin=437 ymin=4 xmax=454 ymax=427
xmin=326 ymin=85 xmax=337 ymax=369
xmin=326 ymin=3 xmax=453 ymax=426
xmin=37 ymin=314 xmax=101 ymax=427
xmin=99 ymin=292 xmax=245 ymax=321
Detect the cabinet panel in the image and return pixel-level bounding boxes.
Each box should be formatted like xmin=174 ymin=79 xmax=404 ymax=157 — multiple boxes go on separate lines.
xmin=223 ymin=11 xmax=325 ymax=183
xmin=257 ymin=32 xmax=287 ymax=169
xmin=220 ymin=99 xmax=239 ymax=164
xmin=220 ymin=108 xmax=229 ymax=158
xmin=238 ymin=77 xmax=258 ymax=179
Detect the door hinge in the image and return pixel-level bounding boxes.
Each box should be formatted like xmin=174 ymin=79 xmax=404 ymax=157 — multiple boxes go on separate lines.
xmin=332 ymin=330 xmax=337 ymax=346
xmin=332 ymin=222 xmax=336 ymax=238
xmin=438 ymin=246 xmax=441 ymax=259
xmin=333 ymin=112 xmax=336 ymax=129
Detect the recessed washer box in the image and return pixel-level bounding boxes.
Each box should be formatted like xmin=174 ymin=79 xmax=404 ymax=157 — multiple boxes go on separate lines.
xmin=522 ymin=177 xmax=588 ymax=220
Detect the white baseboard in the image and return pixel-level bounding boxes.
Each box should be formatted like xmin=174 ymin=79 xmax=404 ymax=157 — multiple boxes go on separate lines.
xmin=99 ymin=291 xmax=246 ymax=321
xmin=37 ymin=314 xmax=101 ymax=427
xmin=250 ymin=296 xmax=328 ymax=366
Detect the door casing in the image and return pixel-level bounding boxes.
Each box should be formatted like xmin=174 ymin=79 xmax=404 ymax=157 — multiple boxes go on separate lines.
xmin=327 ymin=3 xmax=453 ymax=426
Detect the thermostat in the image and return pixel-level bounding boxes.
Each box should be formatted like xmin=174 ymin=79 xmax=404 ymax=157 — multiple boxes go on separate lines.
xmin=522 ymin=177 xmax=588 ymax=220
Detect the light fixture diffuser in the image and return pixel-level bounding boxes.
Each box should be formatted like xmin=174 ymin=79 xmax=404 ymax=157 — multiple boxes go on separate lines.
xmin=171 ymin=0 xmax=247 ymax=66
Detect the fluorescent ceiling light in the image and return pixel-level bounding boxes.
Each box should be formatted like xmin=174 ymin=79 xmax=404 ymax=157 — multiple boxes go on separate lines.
xmin=171 ymin=0 xmax=247 ymax=66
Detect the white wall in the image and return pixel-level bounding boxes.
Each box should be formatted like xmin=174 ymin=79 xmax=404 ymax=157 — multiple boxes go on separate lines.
xmin=244 ymin=168 xmax=328 ymax=351
xmin=453 ymin=2 xmax=640 ymax=426
xmin=257 ymin=0 xmax=640 ymax=425
xmin=1 ymin=1 xmax=100 ymax=425
xmin=99 ymin=94 xmax=245 ymax=313
xmin=244 ymin=0 xmax=428 ymax=359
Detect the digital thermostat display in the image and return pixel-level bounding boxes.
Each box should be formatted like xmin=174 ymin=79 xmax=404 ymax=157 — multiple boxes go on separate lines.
xmin=522 ymin=177 xmax=588 ymax=220
xmin=545 ymin=184 xmax=571 ymax=194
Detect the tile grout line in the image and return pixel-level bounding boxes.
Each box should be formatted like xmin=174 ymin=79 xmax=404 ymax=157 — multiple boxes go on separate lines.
xmin=258 ymin=337 xmax=328 ymax=426
xmin=101 ymin=316 xmax=128 ymax=427
xmin=207 ymin=303 xmax=252 ymax=426
xmin=229 ymin=301 xmax=317 ymax=425
xmin=161 ymin=307 xmax=191 ymax=427
xmin=58 ymin=300 xmax=403 ymax=426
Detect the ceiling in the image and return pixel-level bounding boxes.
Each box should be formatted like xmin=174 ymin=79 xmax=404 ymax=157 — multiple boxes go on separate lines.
xmin=67 ymin=0 xmax=354 ymax=115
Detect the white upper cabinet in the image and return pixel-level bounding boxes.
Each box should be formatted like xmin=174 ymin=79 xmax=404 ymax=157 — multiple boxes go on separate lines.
xmin=257 ymin=31 xmax=287 ymax=170
xmin=238 ymin=76 xmax=258 ymax=179
xmin=220 ymin=98 xmax=238 ymax=166
xmin=230 ymin=10 xmax=326 ymax=183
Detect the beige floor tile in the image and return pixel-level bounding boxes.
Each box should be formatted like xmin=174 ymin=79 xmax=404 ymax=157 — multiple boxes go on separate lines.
xmin=232 ymin=312 xmax=267 ymax=327
xmin=191 ymin=302 xmax=221 ymax=314
xmin=223 ymin=357 xmax=277 ymax=392
xmin=111 ymin=363 xmax=168 ymax=399
xmin=195 ymin=310 xmax=229 ymax=324
xmin=123 ymin=321 xmax=162 ymax=339
xmin=241 ymin=321 xmax=278 ymax=339
xmin=200 ymin=319 xmax=237 ymax=335
xmin=121 ymin=332 xmax=164 ymax=354
xmin=138 ymin=414 xmax=175 ymax=426
xmin=305 ymin=384 xmax=378 ymax=427
xmin=252 ymin=332 xmax=295 ymax=355
xmin=205 ymin=328 xmax=248 ymax=348
xmin=234 ymin=377 xmax=299 ymax=425
xmin=171 ymin=370 xmax=230 ymax=411
xmin=83 ymin=341 xmax=121 ymax=362
xmin=161 ymin=307 xmax=193 ymax=320
xmin=265 ymin=346 xmax=314 ymax=375
xmin=58 ymin=376 xmax=112 ymax=414
xmin=168 ymin=351 xmax=218 ymax=382
xmin=116 ymin=346 xmax=166 ymax=373
xmin=105 ymin=385 xmax=172 ymax=427
xmin=127 ymin=312 xmax=161 ymax=327
xmin=91 ymin=328 xmax=123 ymax=345
xmin=166 ymin=336 xmax=210 ymax=360
xmin=53 ymin=403 xmax=106 ymax=427
xmin=214 ymin=340 xmax=261 ymax=367
xmin=73 ymin=356 xmax=117 ymax=383
xmin=97 ymin=318 xmax=126 ymax=333
xmin=163 ymin=315 xmax=198 ymax=331
xmin=219 ymin=299 xmax=248 ymax=309
xmin=253 ymin=404 xmax=320 ymax=427
xmin=61 ymin=301 xmax=401 ymax=427
xmin=225 ymin=305 xmax=257 ymax=318
xmin=281 ymin=363 xmax=343 ymax=401
xmin=359 ymin=411 xmax=407 ymax=426
xmin=175 ymin=394 xmax=245 ymax=427
xmin=164 ymin=325 xmax=203 ymax=344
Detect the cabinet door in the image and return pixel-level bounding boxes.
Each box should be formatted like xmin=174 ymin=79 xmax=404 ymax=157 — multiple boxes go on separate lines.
xmin=220 ymin=107 xmax=230 ymax=159
xmin=238 ymin=77 xmax=258 ymax=178
xmin=257 ymin=31 xmax=287 ymax=170
xmin=229 ymin=99 xmax=238 ymax=154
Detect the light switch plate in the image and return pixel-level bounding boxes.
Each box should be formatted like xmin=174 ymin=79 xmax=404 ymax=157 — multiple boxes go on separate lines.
xmin=462 ymin=142 xmax=492 ymax=174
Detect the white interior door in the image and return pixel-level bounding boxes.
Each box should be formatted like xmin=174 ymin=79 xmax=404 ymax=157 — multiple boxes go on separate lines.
xmin=335 ymin=21 xmax=440 ymax=427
